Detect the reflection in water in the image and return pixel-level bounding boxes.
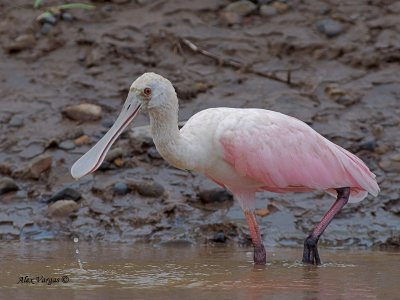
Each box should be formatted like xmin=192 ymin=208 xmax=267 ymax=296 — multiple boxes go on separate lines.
xmin=0 ymin=242 xmax=398 ymax=299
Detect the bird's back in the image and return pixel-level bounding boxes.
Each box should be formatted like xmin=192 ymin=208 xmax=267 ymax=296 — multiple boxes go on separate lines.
xmin=181 ymin=107 xmax=379 ymax=203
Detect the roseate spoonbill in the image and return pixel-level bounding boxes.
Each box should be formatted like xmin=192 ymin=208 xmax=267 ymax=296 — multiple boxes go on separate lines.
xmin=71 ymin=73 xmax=380 ymax=265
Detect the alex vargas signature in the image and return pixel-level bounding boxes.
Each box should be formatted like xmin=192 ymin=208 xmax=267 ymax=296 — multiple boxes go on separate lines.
xmin=17 ymin=275 xmax=69 ymax=285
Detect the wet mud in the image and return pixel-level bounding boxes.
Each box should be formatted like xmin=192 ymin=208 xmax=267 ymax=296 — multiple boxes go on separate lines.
xmin=0 ymin=0 xmax=399 ymax=249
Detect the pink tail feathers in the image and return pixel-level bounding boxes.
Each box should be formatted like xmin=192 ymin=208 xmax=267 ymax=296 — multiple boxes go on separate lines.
xmin=330 ymin=144 xmax=380 ymax=203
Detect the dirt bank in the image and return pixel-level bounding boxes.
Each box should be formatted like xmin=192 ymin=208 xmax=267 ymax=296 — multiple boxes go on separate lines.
xmin=0 ymin=0 xmax=399 ymax=249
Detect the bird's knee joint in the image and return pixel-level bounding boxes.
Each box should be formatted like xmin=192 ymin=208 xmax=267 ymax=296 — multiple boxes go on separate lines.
xmin=336 ymin=187 xmax=351 ymax=199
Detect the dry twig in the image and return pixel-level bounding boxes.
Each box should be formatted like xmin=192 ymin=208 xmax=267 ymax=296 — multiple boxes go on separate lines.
xmin=180 ymin=38 xmax=302 ymax=88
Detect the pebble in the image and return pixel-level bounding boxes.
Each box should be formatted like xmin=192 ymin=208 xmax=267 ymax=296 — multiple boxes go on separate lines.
xmin=0 ymin=178 xmax=19 ymax=195
xmin=25 ymin=154 xmax=52 ymax=179
xmin=46 ymin=187 xmax=81 ymax=203
xmin=8 ymin=114 xmax=24 ymax=128
xmin=19 ymin=143 xmax=45 ymax=159
xmin=105 ymin=147 xmax=124 ymax=162
xmin=319 ymin=4 xmax=331 ymax=15
xmin=128 ymin=180 xmax=165 ymax=198
xmin=388 ymin=2 xmax=400 ymax=14
xmin=316 ymin=19 xmax=344 ymax=38
xmin=74 ymin=135 xmax=90 ymax=145
xmin=147 ymin=147 xmax=162 ymax=159
xmin=129 ymin=125 xmax=154 ymax=150
xmin=224 ymin=1 xmax=257 ymax=17
xmin=48 ymin=200 xmax=79 ymax=217
xmin=271 ymin=1 xmax=289 ymax=13
xmin=62 ymin=103 xmax=102 ymax=122
xmin=212 ymin=231 xmax=226 ymax=243
xmin=255 ymin=207 xmax=270 ymax=217
xmin=198 ymin=189 xmax=233 ymax=204
xmin=112 ymin=0 xmax=130 ymax=3
xmin=6 ymin=34 xmax=36 ymax=53
xmin=40 ymin=23 xmax=53 ymax=35
xmin=58 ymin=140 xmax=76 ymax=150
xmin=114 ymin=182 xmax=129 ymax=195
xmin=379 ymin=155 xmax=400 ymax=173
xmin=358 ymin=139 xmax=377 ymax=152
xmin=260 ymin=5 xmax=278 ymax=17
xmin=88 ymin=198 xmax=114 ymax=214
xmin=61 ymin=12 xmax=74 ymax=22
xmin=37 ymin=12 xmax=57 ymax=25
xmin=113 ymin=158 xmax=124 ymax=167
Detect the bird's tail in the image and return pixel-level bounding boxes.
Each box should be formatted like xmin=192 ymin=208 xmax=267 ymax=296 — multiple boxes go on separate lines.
xmin=329 ymin=144 xmax=380 ymax=203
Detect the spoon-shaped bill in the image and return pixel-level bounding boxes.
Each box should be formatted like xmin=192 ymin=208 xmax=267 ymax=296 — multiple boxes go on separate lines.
xmin=71 ymin=96 xmax=141 ymax=179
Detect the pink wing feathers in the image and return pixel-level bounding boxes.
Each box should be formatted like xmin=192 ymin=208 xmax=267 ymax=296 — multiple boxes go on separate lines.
xmin=218 ymin=109 xmax=379 ymax=203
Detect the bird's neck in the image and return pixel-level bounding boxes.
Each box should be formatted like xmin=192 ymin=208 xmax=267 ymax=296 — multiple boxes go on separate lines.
xmin=148 ymin=107 xmax=196 ymax=171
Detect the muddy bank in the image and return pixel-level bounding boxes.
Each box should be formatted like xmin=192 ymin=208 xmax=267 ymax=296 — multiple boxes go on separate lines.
xmin=0 ymin=0 xmax=399 ymax=248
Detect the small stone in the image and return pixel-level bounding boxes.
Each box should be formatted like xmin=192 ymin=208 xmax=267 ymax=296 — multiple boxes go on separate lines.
xmin=390 ymin=154 xmax=400 ymax=161
xmin=113 ymin=158 xmax=124 ymax=167
xmin=62 ymin=103 xmax=102 ymax=122
xmin=6 ymin=34 xmax=36 ymax=53
xmin=147 ymin=147 xmax=162 ymax=159
xmin=271 ymin=2 xmax=289 ymax=13
xmin=8 ymin=115 xmax=24 ymax=127
xmin=358 ymin=139 xmax=377 ymax=152
xmin=105 ymin=147 xmax=123 ymax=162
xmin=47 ymin=187 xmax=81 ymax=203
xmin=58 ymin=140 xmax=75 ymax=150
xmin=37 ymin=12 xmax=57 ymax=25
xmin=212 ymin=231 xmax=226 ymax=243
xmin=379 ymin=157 xmax=400 ymax=173
xmin=192 ymin=82 xmax=208 ymax=93
xmin=112 ymin=0 xmax=130 ymax=3
xmin=260 ymin=5 xmax=278 ymax=17
xmin=25 ymin=154 xmax=52 ymax=179
xmin=114 ymin=182 xmax=129 ymax=195
xmin=88 ymin=198 xmax=114 ymax=214
xmin=129 ymin=125 xmax=154 ymax=150
xmin=225 ymin=1 xmax=257 ymax=17
xmin=220 ymin=11 xmax=242 ymax=25
xmin=319 ymin=4 xmax=331 ymax=15
xmin=128 ymin=180 xmax=165 ymax=198
xmin=198 ymin=189 xmax=233 ymax=204
xmin=61 ymin=12 xmax=74 ymax=21
xmin=316 ymin=19 xmax=344 ymax=38
xmin=255 ymin=207 xmax=270 ymax=217
xmin=40 ymin=23 xmax=53 ymax=35
xmin=388 ymin=2 xmax=400 ymax=13
xmin=48 ymin=200 xmax=78 ymax=217
xmin=74 ymin=135 xmax=90 ymax=145
xmin=0 ymin=178 xmax=19 ymax=195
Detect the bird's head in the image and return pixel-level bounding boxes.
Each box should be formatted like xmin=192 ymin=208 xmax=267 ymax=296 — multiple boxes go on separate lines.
xmin=129 ymin=72 xmax=177 ymax=113
xmin=70 ymin=72 xmax=177 ymax=179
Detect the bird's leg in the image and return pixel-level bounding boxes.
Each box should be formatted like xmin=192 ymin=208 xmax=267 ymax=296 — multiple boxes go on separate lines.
xmin=302 ymin=187 xmax=350 ymax=265
xmin=244 ymin=210 xmax=266 ymax=265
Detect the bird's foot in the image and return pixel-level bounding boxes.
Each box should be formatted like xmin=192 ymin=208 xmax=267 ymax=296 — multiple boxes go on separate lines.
xmin=302 ymin=235 xmax=321 ymax=265
xmin=254 ymin=244 xmax=267 ymax=265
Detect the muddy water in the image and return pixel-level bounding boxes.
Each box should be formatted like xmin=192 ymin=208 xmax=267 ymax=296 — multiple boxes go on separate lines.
xmin=0 ymin=242 xmax=398 ymax=299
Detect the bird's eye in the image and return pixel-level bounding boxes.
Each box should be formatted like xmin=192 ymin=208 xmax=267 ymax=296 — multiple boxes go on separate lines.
xmin=143 ymin=87 xmax=152 ymax=96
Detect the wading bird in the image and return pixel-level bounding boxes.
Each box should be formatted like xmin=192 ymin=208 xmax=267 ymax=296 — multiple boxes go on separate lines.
xmin=71 ymin=73 xmax=379 ymax=265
